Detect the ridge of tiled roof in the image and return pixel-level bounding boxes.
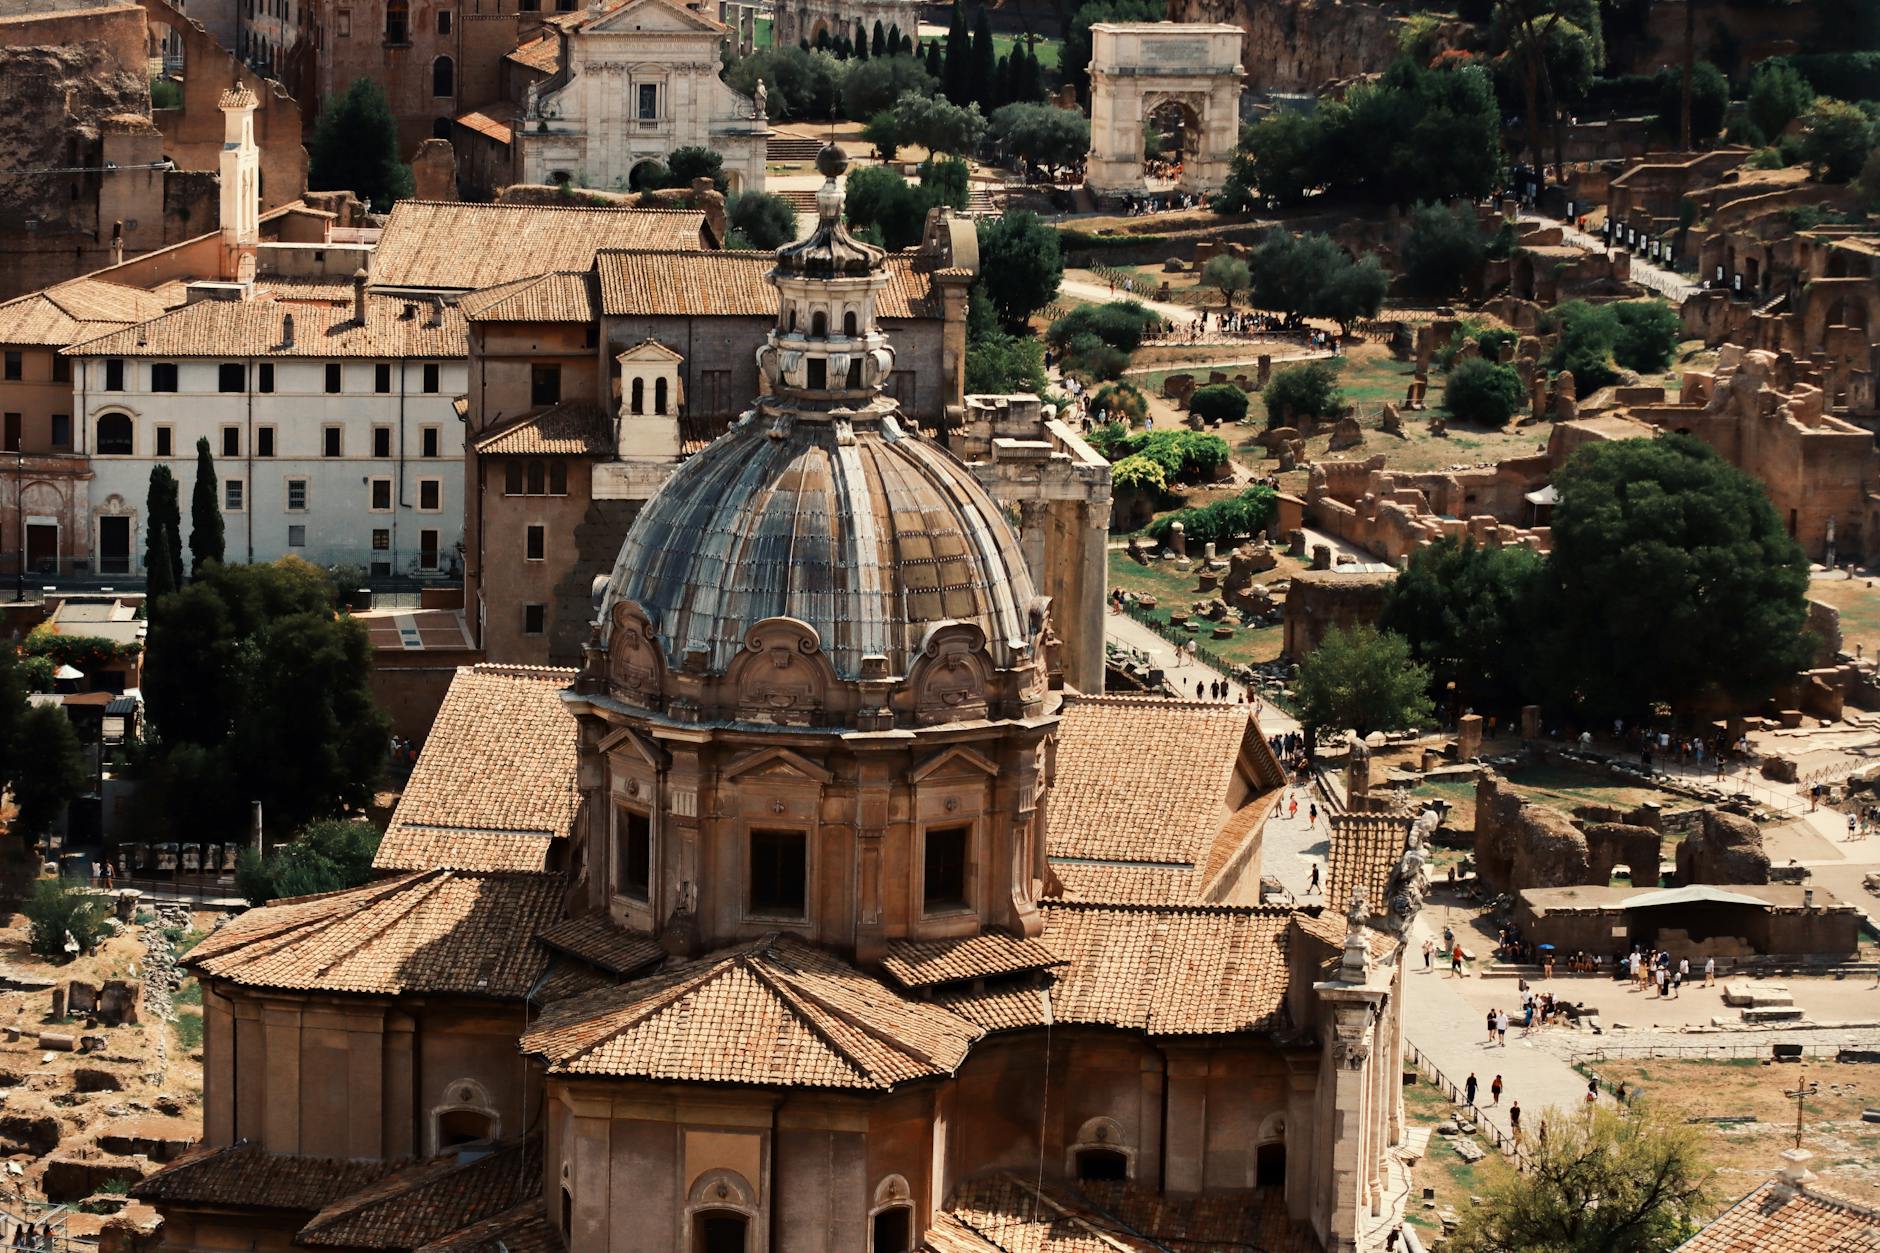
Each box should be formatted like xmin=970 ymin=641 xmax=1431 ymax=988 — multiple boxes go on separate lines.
xmin=880 ymin=930 xmax=1064 ymax=990
xmin=377 ymin=665 xmax=578 ymax=872
xmin=415 ymin=1199 xmax=561 ymax=1252
xmin=472 ymin=400 xmax=612 ymax=457
xmin=505 ymin=29 xmax=561 ymax=72
xmin=1047 ymin=860 xmax=1200 ymax=906
xmin=534 ymin=913 xmax=665 ymax=977
xmin=459 ymin=271 xmax=597 ymax=323
xmin=0 ymin=279 xmax=170 ymax=348
xmin=65 ymin=294 xmax=466 ymax=359
xmin=130 ymin=1142 xmax=401 ymax=1211
xmin=1323 ymin=813 xmax=1411 ymax=916
xmin=1677 ymin=1178 xmax=1880 ymax=1253
xmin=298 ymin=1139 xmax=542 ymax=1248
xmin=522 ymin=935 xmax=981 ymax=1090
xmin=372 ymin=202 xmax=709 ymax=291
xmin=189 ymin=869 xmax=566 ymax=998
xmin=595 ymin=250 xmax=946 ymax=319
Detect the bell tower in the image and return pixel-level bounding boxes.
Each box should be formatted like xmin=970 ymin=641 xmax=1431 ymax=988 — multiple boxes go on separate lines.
xmin=217 ymin=85 xmax=260 ymax=283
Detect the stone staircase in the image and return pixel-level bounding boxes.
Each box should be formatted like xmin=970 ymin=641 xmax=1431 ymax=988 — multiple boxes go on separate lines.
xmin=767 ymin=137 xmax=837 ymax=163
xmin=771 ymin=187 xmax=819 ymax=214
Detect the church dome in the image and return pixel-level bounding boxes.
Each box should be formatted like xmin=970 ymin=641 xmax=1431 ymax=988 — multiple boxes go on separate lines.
xmin=600 ymin=408 xmax=1038 ymax=681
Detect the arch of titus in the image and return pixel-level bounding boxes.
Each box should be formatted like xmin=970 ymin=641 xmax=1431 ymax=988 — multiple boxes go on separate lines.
xmin=1085 ymin=22 xmax=1245 ymax=194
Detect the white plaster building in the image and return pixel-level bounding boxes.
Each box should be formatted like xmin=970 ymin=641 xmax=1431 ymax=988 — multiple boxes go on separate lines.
xmin=516 ymin=0 xmax=770 ymax=194
xmin=66 ymin=284 xmax=468 ymax=580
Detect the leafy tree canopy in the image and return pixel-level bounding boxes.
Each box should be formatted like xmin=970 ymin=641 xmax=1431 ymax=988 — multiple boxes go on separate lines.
xmin=309 ymin=78 xmax=413 ymax=211
xmin=189 ymin=437 xmax=224 ymax=577
xmin=1146 ymin=485 xmax=1277 ymax=548
xmin=1262 ymin=360 xmax=1346 ymax=426
xmin=1064 ymin=0 xmax=1160 ymax=101
xmin=989 ymin=103 xmax=1089 ymax=172
xmin=726 ymin=47 xmax=843 ymax=119
xmin=1800 ymin=97 xmax=1877 ymax=183
xmin=1401 ymin=202 xmax=1488 ymax=300
xmin=1443 ymin=358 xmax=1527 ymax=426
xmin=1379 ymin=538 xmax=1544 ymax=711
xmin=842 ymin=55 xmax=938 ymax=118
xmin=1248 ymin=231 xmax=1386 ymax=330
xmin=24 ymin=880 xmax=110 ymax=961
xmin=1046 ymin=301 xmax=1161 ymax=353
xmin=975 ymin=210 xmax=1064 ymax=329
xmin=726 ymin=190 xmax=800 ymax=250
xmin=235 ymin=818 xmax=383 ymax=905
xmin=1189 ymin=382 xmax=1250 ymax=426
xmin=1748 ymin=59 xmax=1816 ymax=143
xmin=1200 ymin=255 xmax=1252 ymax=307
xmin=12 ymin=704 xmax=87 ymax=840
xmin=1294 ymin=625 xmax=1436 ymax=740
xmin=1653 ymin=61 xmax=1728 ymax=144
xmin=844 ymin=164 xmax=931 ymax=248
xmin=889 ymin=92 xmax=986 ymax=156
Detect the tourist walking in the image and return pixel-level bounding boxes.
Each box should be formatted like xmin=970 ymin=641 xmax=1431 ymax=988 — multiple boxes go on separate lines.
xmin=1486 ymin=1009 xmax=1497 ymax=1044
xmin=1489 ymin=1074 xmax=1503 ymax=1105
xmin=1465 ymin=1072 xmax=1478 ymax=1107
xmin=1496 ymin=1009 xmax=1509 ymax=1046
xmin=1450 ymin=944 xmax=1464 ymax=976
xmin=1509 ymin=1101 xmax=1522 ymax=1145
xmin=1309 ymin=863 xmax=1321 ymax=894
xmin=1704 ymin=956 xmax=1716 ymax=986
xmin=1422 ymin=939 xmax=1434 ymax=970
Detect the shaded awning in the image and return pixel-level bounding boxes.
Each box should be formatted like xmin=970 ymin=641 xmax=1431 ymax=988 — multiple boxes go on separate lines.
xmin=1622 ymin=885 xmax=1769 ymax=909
xmin=1523 ymin=484 xmax=1558 ymax=506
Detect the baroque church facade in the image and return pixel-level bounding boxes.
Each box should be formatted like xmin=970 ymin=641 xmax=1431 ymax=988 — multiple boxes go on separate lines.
xmin=131 ymin=148 xmax=1427 ymax=1253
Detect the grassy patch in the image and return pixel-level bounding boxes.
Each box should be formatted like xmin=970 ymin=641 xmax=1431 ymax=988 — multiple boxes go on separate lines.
xmin=173 ymin=1009 xmax=203 ymax=1053
xmin=992 ymin=32 xmax=1062 ymax=69
xmin=1402 ymin=1079 xmax=1517 ymax=1229
xmin=173 ymin=977 xmax=202 ymax=1007
xmin=1410 ymin=763 xmax=1685 ymax=831
xmin=1106 ymin=550 xmax=1283 ymax=668
xmin=1805 ymin=576 xmax=1880 ymax=656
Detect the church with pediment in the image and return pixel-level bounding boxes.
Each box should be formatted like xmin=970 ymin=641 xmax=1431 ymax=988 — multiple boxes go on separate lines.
xmin=517 ymin=0 xmax=770 ymax=194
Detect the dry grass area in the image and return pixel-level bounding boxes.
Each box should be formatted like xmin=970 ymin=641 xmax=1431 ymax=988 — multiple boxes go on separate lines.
xmin=1402 ymin=1080 xmax=1518 ymax=1236
xmin=1806 ymin=575 xmax=1880 ymax=657
xmin=1408 ymin=762 xmax=1687 ymax=830
xmin=1106 ymin=550 xmax=1287 ymax=668
xmin=1578 ymin=1058 xmax=1880 ymax=1211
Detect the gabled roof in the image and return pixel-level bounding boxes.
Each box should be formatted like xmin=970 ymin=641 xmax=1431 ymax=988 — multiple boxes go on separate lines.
xmin=0 ymin=278 xmax=171 ymax=348
xmin=580 ymin=0 xmax=726 ymax=32
xmin=521 ymin=935 xmax=981 ymax=1090
xmin=1323 ymin=813 xmax=1411 ymax=916
xmin=880 ymin=930 xmax=1064 ymax=991
xmin=415 ymin=1200 xmax=562 ymax=1252
xmin=66 ymin=294 xmax=465 ymax=359
xmin=595 ymin=250 xmax=947 ymax=319
xmin=534 ymin=913 xmax=665 ymax=977
xmin=504 ymin=30 xmax=561 ymax=73
xmin=130 ymin=1142 xmax=400 ymax=1212
xmin=1677 ymin=1179 xmax=1880 ymax=1253
xmin=472 ymin=401 xmax=612 ymax=457
xmin=372 ymin=202 xmax=710 ymax=292
xmin=299 ymin=1139 xmax=542 ymax=1248
xmin=188 ymin=869 xmax=565 ymax=998
xmin=377 ymin=664 xmax=578 ymax=873
xmin=459 ymin=271 xmax=596 ymax=323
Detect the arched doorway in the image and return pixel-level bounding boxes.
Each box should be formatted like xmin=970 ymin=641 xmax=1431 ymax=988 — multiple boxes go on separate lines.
xmin=1143 ymin=98 xmax=1200 ymax=184
xmin=693 ymin=1212 xmax=747 ymax=1253
xmin=432 ymin=55 xmax=455 ymax=98
xmin=628 ymin=159 xmax=668 ymax=192
xmin=1074 ymin=1147 xmax=1129 ymax=1181
xmin=1256 ymin=1140 xmax=1287 ymax=1187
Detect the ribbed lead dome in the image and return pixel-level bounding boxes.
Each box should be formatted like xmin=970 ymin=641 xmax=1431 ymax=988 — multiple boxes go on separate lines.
xmin=600 ymin=411 xmax=1037 ymax=681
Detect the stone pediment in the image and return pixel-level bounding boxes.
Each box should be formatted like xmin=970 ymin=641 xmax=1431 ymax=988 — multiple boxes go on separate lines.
xmin=720 ymin=745 xmax=834 ymax=785
xmin=586 ymin=0 xmax=725 ymax=35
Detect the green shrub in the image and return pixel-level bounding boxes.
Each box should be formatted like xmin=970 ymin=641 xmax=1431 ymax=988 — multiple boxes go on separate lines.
xmin=1442 ymin=358 xmax=1525 ymax=426
xmin=174 ymin=1010 xmax=204 ymax=1053
xmin=1436 ymin=320 xmax=1516 ymax=371
xmin=1612 ymin=301 xmax=1682 ymax=374
xmin=1746 ymin=146 xmax=1788 ymax=170
xmin=235 ymin=818 xmax=382 ymax=906
xmin=1057 ymin=228 xmax=1170 ymax=251
xmin=1189 ymin=383 xmax=1250 ymax=426
xmin=1146 ymin=485 xmax=1278 ymax=547
xmin=24 ymin=880 xmax=111 ymax=961
xmin=1546 ymin=300 xmax=1621 ymax=393
xmin=1261 ymin=360 xmax=1345 ymax=427
xmin=1063 ymin=335 xmax=1131 ymax=380
xmin=1111 ymin=454 xmax=1170 ymax=496
xmin=1047 ymin=301 xmax=1162 ymax=353
xmin=1090 ymin=381 xmax=1148 ymax=424
xmin=150 ymin=78 xmax=182 ymax=109
xmin=1087 ymin=427 xmax=1230 ymax=482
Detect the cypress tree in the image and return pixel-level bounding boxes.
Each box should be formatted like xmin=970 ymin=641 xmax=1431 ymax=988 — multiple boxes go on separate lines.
xmin=1018 ymin=41 xmax=1043 ymax=102
xmin=991 ymin=54 xmax=1010 ymax=109
xmin=925 ymin=38 xmax=943 ymax=80
xmin=144 ymin=464 xmax=183 ymax=595
xmin=872 ymin=20 xmax=886 ymax=57
xmin=943 ymin=5 xmax=969 ymax=105
xmin=970 ymin=6 xmax=996 ymax=107
xmin=902 ymin=33 xmax=914 ymax=55
xmin=188 ymin=437 xmax=224 ymax=576
xmin=886 ymin=22 xmax=900 ymax=55
xmin=854 ymin=21 xmax=868 ymax=58
xmin=147 ymin=527 xmax=176 ymax=600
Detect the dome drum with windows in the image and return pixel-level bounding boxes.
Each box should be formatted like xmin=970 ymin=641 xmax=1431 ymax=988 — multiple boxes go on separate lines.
xmin=588 ymin=145 xmax=1055 ymax=731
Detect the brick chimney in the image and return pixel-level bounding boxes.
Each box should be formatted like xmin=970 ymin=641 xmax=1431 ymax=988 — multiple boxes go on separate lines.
xmin=352 ymin=268 xmax=369 ymax=325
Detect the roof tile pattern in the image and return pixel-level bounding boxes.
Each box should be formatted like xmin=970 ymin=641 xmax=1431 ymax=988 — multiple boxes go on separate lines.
xmin=0 ymin=279 xmax=171 ymax=347
xmin=189 ymin=870 xmax=565 ymax=998
xmin=67 ymin=295 xmax=465 ymax=359
xmin=534 ymin=914 xmax=665 ymax=977
xmin=130 ymin=1143 xmax=398 ymax=1211
xmin=472 ymin=401 xmax=612 ymax=457
xmin=1324 ymin=814 xmax=1411 ymax=917
xmin=596 ymin=250 xmax=945 ymax=319
xmin=881 ymin=931 xmax=1064 ymax=990
xmin=299 ymin=1140 xmax=542 ymax=1248
xmin=932 ymin=1173 xmax=1315 ymax=1253
xmin=372 ymin=202 xmax=708 ymax=290
xmin=522 ymin=936 xmax=981 ymax=1089
xmin=1048 ymin=861 xmax=1201 ymax=905
xmin=458 ymin=271 xmax=597 ymax=323
xmin=377 ymin=665 xmax=578 ymax=872
xmin=505 ymin=30 xmax=561 ymax=72
xmin=416 ymin=1200 xmax=562 ymax=1252
xmin=1677 ymin=1181 xmax=1880 ymax=1253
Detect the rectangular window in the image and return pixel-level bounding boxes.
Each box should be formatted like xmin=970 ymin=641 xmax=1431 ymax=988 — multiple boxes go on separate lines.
xmin=530 ymin=364 xmax=561 ymax=406
xmin=258 ymin=363 xmax=274 ymax=393
xmin=374 ymin=363 xmax=392 ymax=394
xmin=372 ymin=425 xmax=392 ymax=458
xmin=336 ymin=6 xmax=349 ymax=34
xmin=418 ymin=478 xmax=441 ymax=511
xmin=372 ymin=528 xmax=390 ymax=551
xmin=257 ymin=426 xmax=275 ymax=457
xmin=421 ymin=425 xmax=441 ymax=458
xmin=637 ymin=83 xmax=657 ymax=120
xmin=49 ymin=414 xmax=70 ymax=450
xmin=369 ymin=477 xmax=392 ymax=511
xmin=523 ymin=602 xmax=545 ymax=633
xmin=323 ymin=425 xmax=342 ymax=457
xmin=617 ymin=807 xmax=651 ymax=901
xmin=51 ymin=356 xmax=69 ymax=384
xmin=104 ymin=359 xmax=124 ymax=391
xmin=218 ymin=362 xmax=244 ymax=392
xmin=504 ymin=462 xmax=523 ymax=495
xmin=526 ymin=461 xmax=545 ymax=495
xmin=923 ymin=824 xmax=970 ymax=913
xmin=525 ymin=523 xmax=545 ymax=561
xmin=151 ymin=363 xmax=179 ymax=392
xmin=325 ymin=363 xmax=342 ymax=394
xmin=224 ymin=478 xmax=244 ymax=511
xmin=286 ymin=478 xmax=308 ymax=511
xmin=436 ymin=8 xmax=450 ymax=31
xmin=155 ymin=426 xmax=173 ymax=457
xmin=550 ymin=462 xmax=567 ymax=495
xmin=422 ymin=362 xmax=440 ymax=393
xmin=3 ymin=352 xmax=20 ymax=381
xmin=2 ymin=414 xmax=18 ymax=452
xmin=288 ymin=524 xmax=306 ymax=547
xmin=419 ymin=528 xmax=439 ymax=570
xmin=221 ymin=426 xmax=240 ymax=457
xmin=749 ymin=829 xmax=807 ymax=918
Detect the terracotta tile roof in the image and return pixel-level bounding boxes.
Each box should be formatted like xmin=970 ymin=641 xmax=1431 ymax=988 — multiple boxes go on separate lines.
xmin=130 ymin=1142 xmax=399 ymax=1212
xmin=416 ymin=1200 xmax=562 ymax=1252
xmin=937 ymin=901 xmax=1293 ymax=1037
xmin=1049 ymin=697 xmax=1265 ymax=867
xmin=218 ymin=84 xmax=257 ymax=109
xmin=1323 ymin=814 xmax=1411 ymax=916
xmin=881 ymin=931 xmax=1065 ymax=990
xmin=256 ymin=276 xmax=360 ymax=304
xmin=534 ymin=913 xmax=665 ymax=977
xmin=930 ymin=980 xmax=1054 ymax=1033
xmin=472 ymin=401 xmax=612 ymax=457
xmin=298 ymin=1139 xmax=542 ymax=1248
xmin=932 ymin=1172 xmax=1316 ymax=1253
xmin=505 ymin=30 xmax=561 ymax=73
xmin=378 ymin=664 xmax=578 ymax=873
xmin=1197 ymin=798 xmax=1278 ymax=895
xmin=595 ymin=251 xmax=946 ymax=319
xmin=1047 ymin=861 xmax=1199 ymax=905
xmin=522 ymin=935 xmax=981 ymax=1090
xmin=189 ymin=869 xmax=565 ymax=998
xmin=1678 ymin=1180 xmax=1880 ymax=1253
xmin=0 ymin=278 xmax=170 ymax=347
xmin=459 ymin=271 xmax=596 ymax=323
xmin=454 ymin=102 xmax=519 ymax=145
xmin=65 ymin=294 xmax=466 ymax=359
xmin=373 ymin=202 xmax=709 ymax=291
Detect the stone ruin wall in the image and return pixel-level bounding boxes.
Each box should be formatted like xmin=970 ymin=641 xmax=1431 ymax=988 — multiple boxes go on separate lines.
xmin=1165 ymin=0 xmax=1412 ymax=94
xmin=1304 ymin=455 xmax=1555 ymax=566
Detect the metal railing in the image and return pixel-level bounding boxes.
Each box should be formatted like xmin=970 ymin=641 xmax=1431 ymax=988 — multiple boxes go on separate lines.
xmin=65 ymin=873 xmax=247 ymax=907
xmin=1118 ymin=600 xmax=1246 ymax=680
xmin=1405 ymin=1041 xmax=1532 ymax=1169
xmin=1570 ymin=1040 xmax=1857 ymax=1062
